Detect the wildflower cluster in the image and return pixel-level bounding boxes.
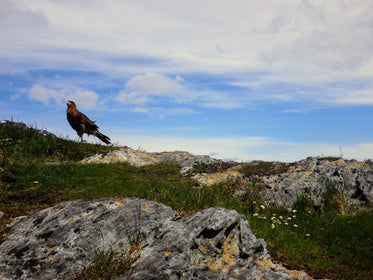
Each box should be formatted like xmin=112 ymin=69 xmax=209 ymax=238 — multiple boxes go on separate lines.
xmin=252 ymin=205 xmax=311 ymax=238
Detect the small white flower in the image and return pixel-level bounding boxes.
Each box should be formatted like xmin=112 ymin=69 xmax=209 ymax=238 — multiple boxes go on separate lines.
xmin=294 ymin=224 xmax=298 ymax=228
xmin=271 ymin=224 xmax=275 ymax=229
xmin=260 ymin=205 xmax=265 ymax=209
xmin=279 ymin=216 xmax=283 ymax=219
xmin=292 ymin=209 xmax=297 ymax=213
xmin=287 ymin=217 xmax=292 ymax=220
xmin=305 ymin=233 xmax=310 ymax=237
xmin=253 ymin=213 xmax=259 ymax=217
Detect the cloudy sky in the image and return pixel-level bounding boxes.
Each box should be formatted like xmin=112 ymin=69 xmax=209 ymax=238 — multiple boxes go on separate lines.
xmin=1 ymin=0 xmax=373 ymax=162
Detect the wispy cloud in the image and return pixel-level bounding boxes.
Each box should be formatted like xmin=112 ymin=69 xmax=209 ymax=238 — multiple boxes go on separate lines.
xmin=16 ymin=84 xmax=99 ymax=110
xmin=116 ymin=73 xmax=248 ymax=112
xmin=116 ymin=73 xmax=184 ymax=105
xmin=3 ymin=0 xmax=372 ymax=83
xmin=2 ymin=1 xmax=372 ymax=112
xmin=28 ymin=84 xmax=64 ymax=105
xmin=132 ymin=107 xmax=152 ymax=116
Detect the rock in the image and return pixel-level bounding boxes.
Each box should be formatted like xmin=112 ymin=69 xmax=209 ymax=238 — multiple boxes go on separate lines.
xmin=80 ymin=148 xmax=373 ymax=209
xmin=262 ymin=157 xmax=373 ymax=209
xmin=80 ymin=147 xmax=242 ymax=186
xmin=80 ymin=147 xmax=221 ymax=176
xmin=0 ymin=198 xmax=312 ymax=280
xmin=154 ymin=151 xmax=218 ymax=175
xmin=192 ymin=170 xmax=242 ymax=187
xmin=80 ymin=146 xmax=157 ymax=166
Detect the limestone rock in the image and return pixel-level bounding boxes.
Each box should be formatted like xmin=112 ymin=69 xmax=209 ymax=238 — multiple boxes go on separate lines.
xmin=154 ymin=150 xmax=218 ymax=175
xmin=79 ymin=146 xmax=157 ymax=166
xmin=80 ymin=147 xmax=221 ymax=176
xmin=0 ymin=198 xmax=312 ymax=280
xmin=192 ymin=170 xmax=242 ymax=187
xmin=262 ymin=157 xmax=373 ymax=209
xmin=80 ymin=148 xmax=373 ymax=209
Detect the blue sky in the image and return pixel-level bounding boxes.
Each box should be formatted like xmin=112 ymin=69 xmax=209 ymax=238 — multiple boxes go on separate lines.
xmin=1 ymin=0 xmax=373 ymax=162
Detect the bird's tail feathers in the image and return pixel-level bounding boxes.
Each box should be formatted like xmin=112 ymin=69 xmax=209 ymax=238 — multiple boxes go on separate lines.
xmin=94 ymin=131 xmax=111 ymax=144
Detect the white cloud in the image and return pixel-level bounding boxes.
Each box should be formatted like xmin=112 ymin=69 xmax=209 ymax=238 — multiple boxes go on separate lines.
xmin=259 ymin=0 xmax=373 ymax=81
xmin=132 ymin=107 xmax=151 ymax=115
xmin=116 ymin=73 xmax=185 ymax=106
xmin=3 ymin=0 xmax=371 ymax=82
xmin=3 ymin=0 xmax=373 ymax=110
xmin=328 ymin=89 xmax=373 ymax=105
xmin=126 ymin=73 xmax=184 ymax=96
xmin=116 ymin=73 xmax=249 ymax=110
xmin=117 ymin=91 xmax=148 ymax=105
xmin=0 ymin=0 xmax=48 ymax=42
xmin=66 ymin=89 xmax=99 ymax=109
xmin=28 ymin=84 xmax=66 ymax=105
xmin=25 ymin=85 xmax=99 ymax=109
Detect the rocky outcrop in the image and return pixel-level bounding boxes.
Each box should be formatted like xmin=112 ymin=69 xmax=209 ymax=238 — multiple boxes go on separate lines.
xmin=80 ymin=147 xmax=220 ymax=175
xmin=262 ymin=157 xmax=373 ymax=209
xmin=80 ymin=149 xmax=373 ymax=209
xmin=0 ymin=198 xmax=312 ymax=280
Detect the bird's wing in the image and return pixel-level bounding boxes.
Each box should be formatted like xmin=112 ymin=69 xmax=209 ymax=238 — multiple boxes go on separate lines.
xmin=77 ymin=111 xmax=98 ymax=127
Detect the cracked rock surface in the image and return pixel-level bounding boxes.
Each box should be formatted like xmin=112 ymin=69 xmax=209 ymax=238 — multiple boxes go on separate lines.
xmin=0 ymin=198 xmax=312 ymax=280
xmin=262 ymin=157 xmax=373 ymax=208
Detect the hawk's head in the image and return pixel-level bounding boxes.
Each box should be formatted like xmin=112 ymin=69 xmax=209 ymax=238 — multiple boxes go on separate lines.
xmin=66 ymin=100 xmax=76 ymax=108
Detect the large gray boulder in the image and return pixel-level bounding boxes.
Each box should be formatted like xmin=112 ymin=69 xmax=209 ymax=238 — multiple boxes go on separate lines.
xmin=262 ymin=157 xmax=373 ymax=209
xmin=0 ymin=198 xmax=312 ymax=280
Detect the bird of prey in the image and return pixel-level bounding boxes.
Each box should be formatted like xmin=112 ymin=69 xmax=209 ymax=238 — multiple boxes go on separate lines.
xmin=66 ymin=100 xmax=111 ymax=144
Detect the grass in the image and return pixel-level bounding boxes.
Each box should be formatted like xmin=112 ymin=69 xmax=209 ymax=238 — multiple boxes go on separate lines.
xmin=249 ymin=198 xmax=373 ymax=279
xmin=1 ymin=122 xmax=373 ymax=279
xmin=71 ymin=245 xmax=140 ymax=280
xmin=238 ymin=160 xmax=292 ymax=178
xmin=0 ymin=121 xmax=117 ymax=165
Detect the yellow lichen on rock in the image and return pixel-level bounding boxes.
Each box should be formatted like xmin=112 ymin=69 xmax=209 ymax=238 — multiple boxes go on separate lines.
xmin=295 ymin=165 xmax=303 ymax=172
xmin=258 ymin=259 xmax=314 ymax=280
xmin=332 ymin=158 xmax=345 ymax=166
xmin=196 ymin=233 xmax=240 ymax=273
xmin=195 ymin=171 xmax=242 ymax=186
xmin=301 ymin=170 xmax=312 ymax=179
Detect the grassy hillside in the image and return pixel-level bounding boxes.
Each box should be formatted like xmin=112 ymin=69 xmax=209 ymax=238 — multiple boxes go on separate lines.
xmin=1 ymin=122 xmax=372 ymax=280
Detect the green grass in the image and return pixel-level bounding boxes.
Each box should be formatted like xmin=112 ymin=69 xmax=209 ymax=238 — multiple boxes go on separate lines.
xmin=0 ymin=122 xmax=116 ymax=164
xmin=71 ymin=245 xmax=140 ymax=280
xmin=1 ymin=122 xmax=373 ymax=280
xmin=238 ymin=160 xmax=291 ymax=178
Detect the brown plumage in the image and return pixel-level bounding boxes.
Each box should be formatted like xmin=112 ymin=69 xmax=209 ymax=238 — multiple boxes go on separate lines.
xmin=66 ymin=100 xmax=111 ymax=144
